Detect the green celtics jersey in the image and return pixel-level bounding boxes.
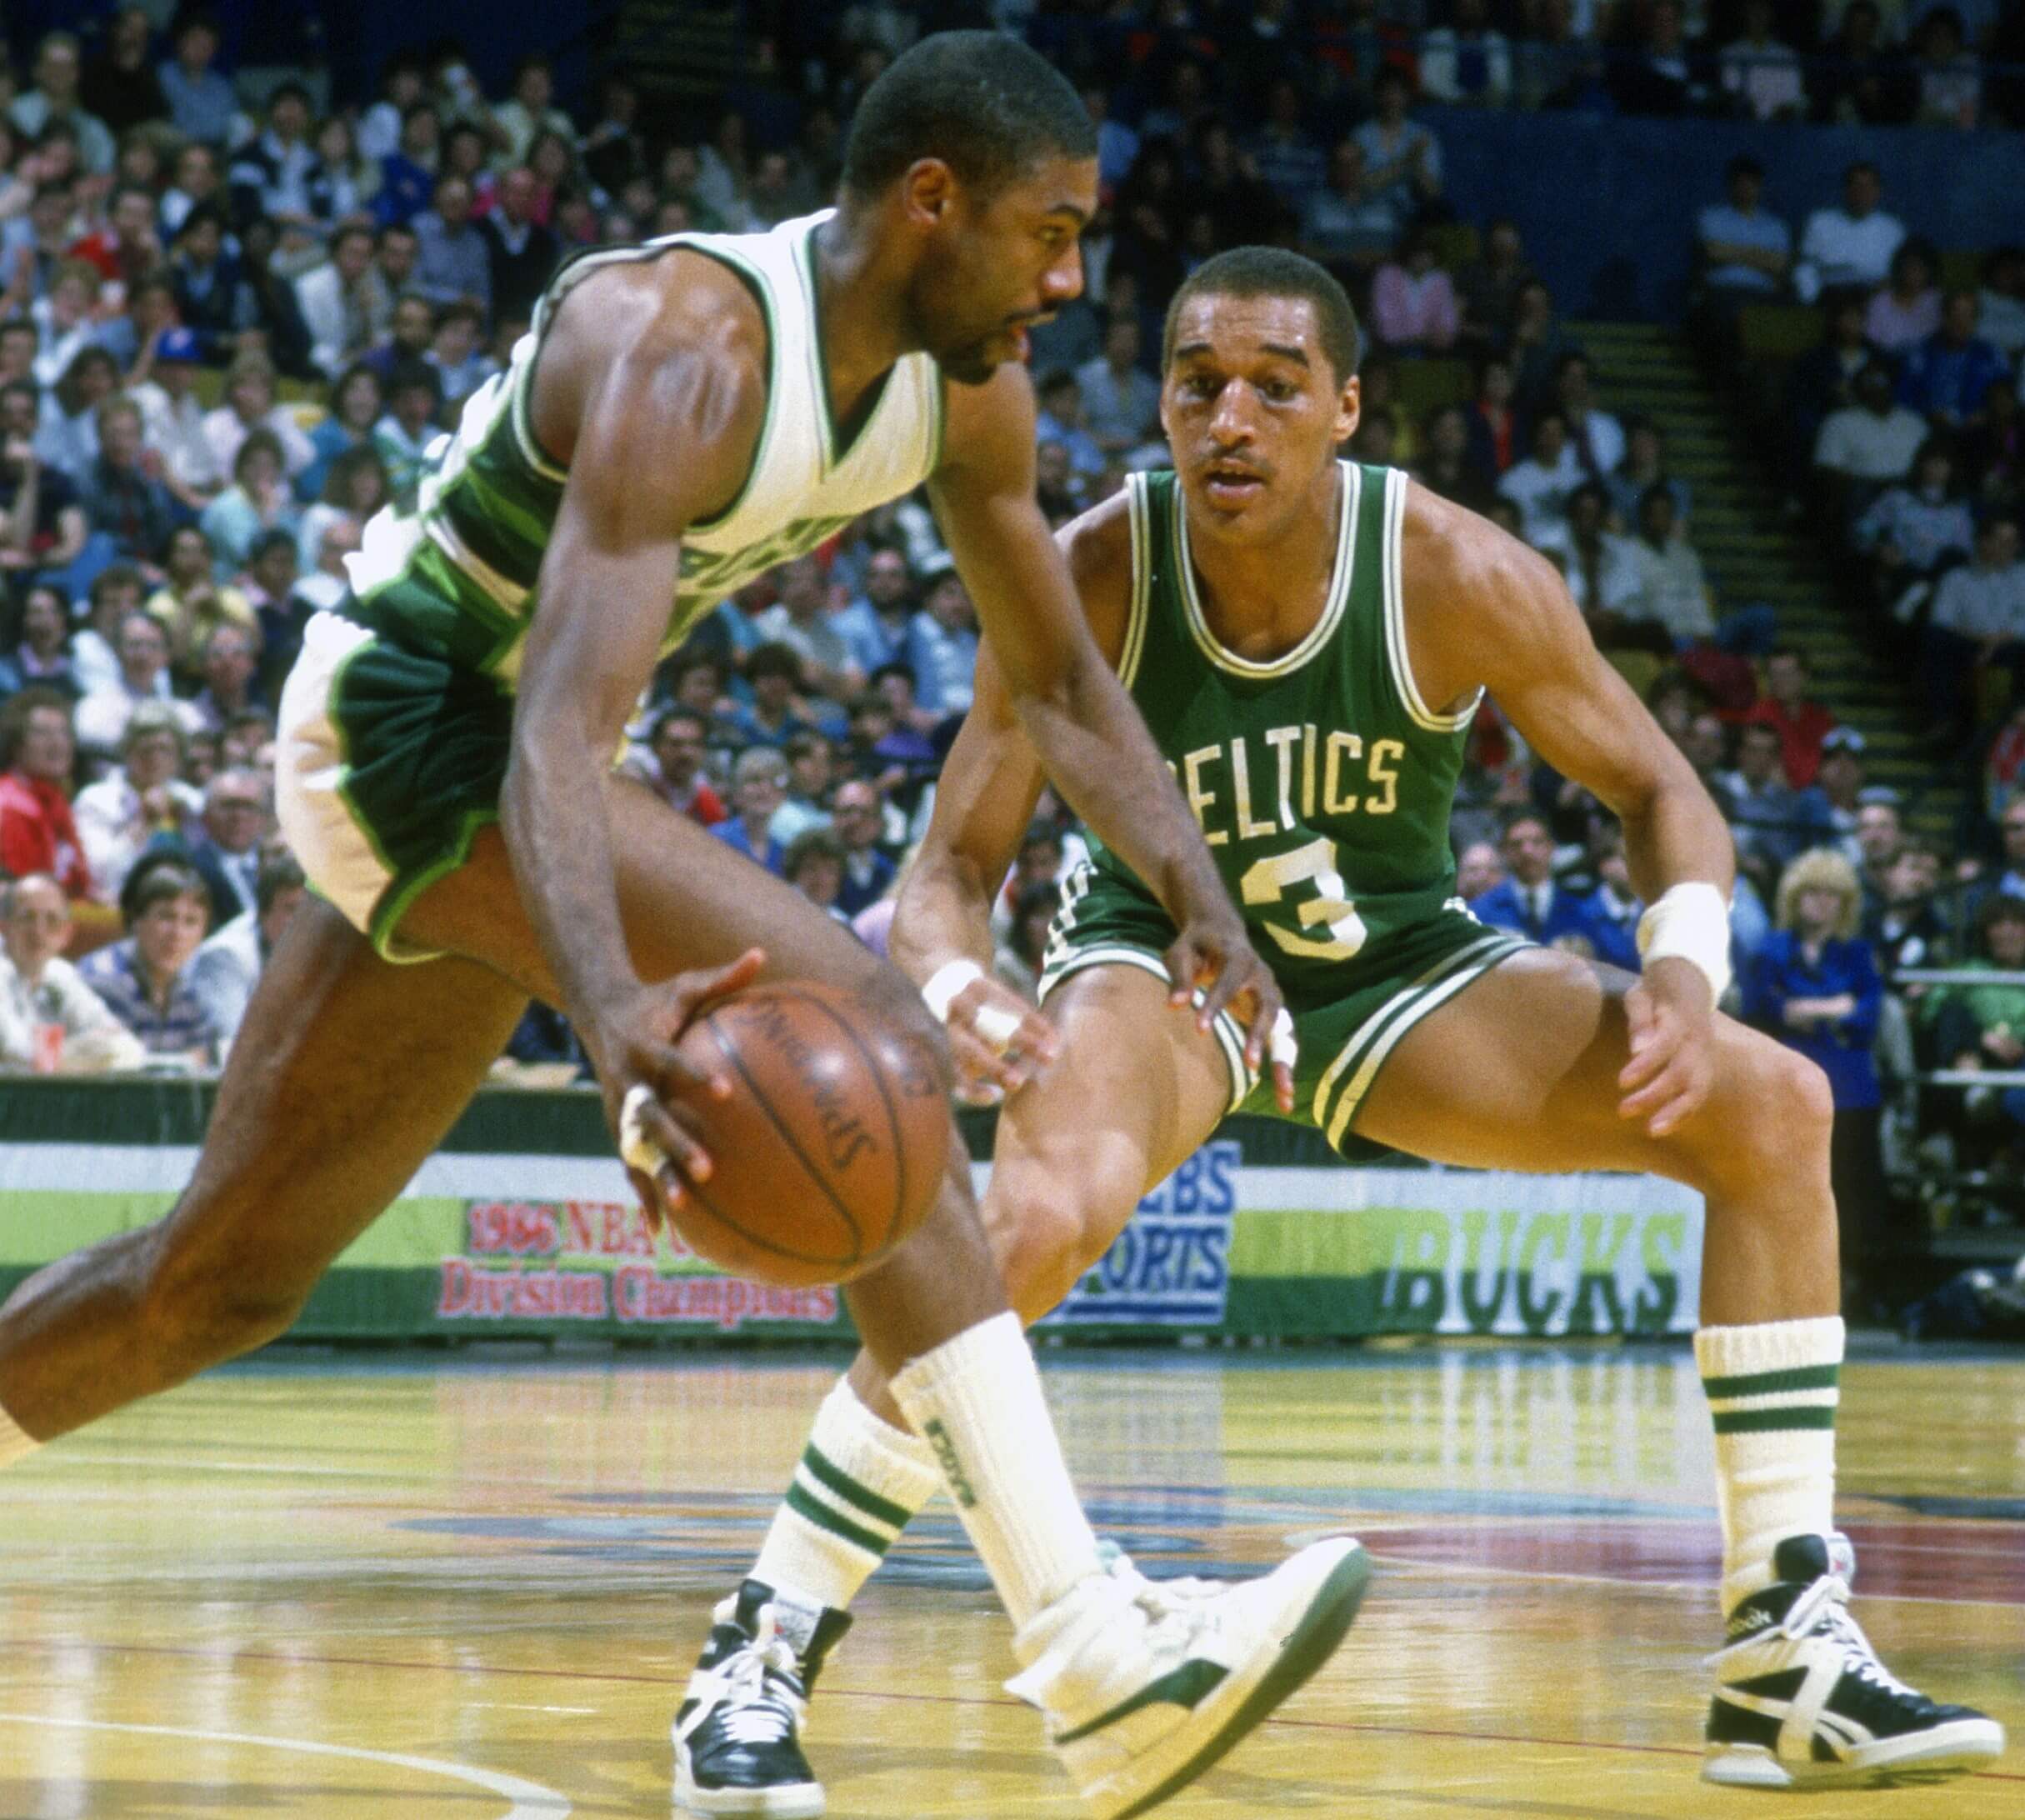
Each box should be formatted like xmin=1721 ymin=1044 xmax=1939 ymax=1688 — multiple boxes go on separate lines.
xmin=341 ymin=210 xmax=944 ymax=688
xmin=1079 ymin=462 xmax=1479 ymax=995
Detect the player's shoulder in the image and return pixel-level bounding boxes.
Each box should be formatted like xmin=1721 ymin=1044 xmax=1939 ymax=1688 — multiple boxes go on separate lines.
xmin=538 ymin=250 xmax=771 ymax=477
xmin=1398 ymin=476 xmax=1563 ymax=627
xmin=1052 ymin=487 xmax=1137 ymax=666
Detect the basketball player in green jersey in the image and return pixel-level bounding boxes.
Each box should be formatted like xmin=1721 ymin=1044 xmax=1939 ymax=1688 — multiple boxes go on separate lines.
xmin=0 ymin=42 xmax=1369 ymax=1820
xmin=688 ymin=247 xmax=2002 ymax=1811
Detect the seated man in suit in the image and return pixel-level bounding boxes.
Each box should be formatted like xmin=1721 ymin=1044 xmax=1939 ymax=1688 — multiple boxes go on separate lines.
xmin=1469 ymin=807 xmax=1612 ymax=955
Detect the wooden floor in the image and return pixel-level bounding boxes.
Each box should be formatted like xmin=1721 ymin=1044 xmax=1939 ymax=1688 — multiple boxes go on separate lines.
xmin=0 ymin=1342 xmax=2018 ymax=1819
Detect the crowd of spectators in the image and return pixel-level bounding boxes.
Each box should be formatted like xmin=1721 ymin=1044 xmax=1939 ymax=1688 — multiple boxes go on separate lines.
xmin=0 ymin=7 xmax=2017 ymax=1290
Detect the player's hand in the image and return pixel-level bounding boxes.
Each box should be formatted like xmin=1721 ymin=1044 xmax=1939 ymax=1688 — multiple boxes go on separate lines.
xmin=1165 ymin=906 xmax=1296 ymax=1114
xmin=941 ymin=973 xmax=1058 ymax=1103
xmin=1617 ymin=957 xmax=1717 ymax=1138
xmin=586 ymin=948 xmax=765 ymax=1233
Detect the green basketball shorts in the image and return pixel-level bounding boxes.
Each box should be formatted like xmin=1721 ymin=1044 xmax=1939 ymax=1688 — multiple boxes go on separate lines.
xmin=275 ymin=608 xmax=512 ymax=962
xmin=1038 ymin=861 xmax=1527 ymax=1152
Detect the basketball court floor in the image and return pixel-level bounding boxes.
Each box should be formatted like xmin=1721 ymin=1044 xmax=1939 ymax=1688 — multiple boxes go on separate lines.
xmin=0 ymin=1342 xmax=2018 ymax=1818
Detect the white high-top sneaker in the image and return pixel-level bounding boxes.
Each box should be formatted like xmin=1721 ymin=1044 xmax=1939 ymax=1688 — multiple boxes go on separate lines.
xmin=1005 ymin=1537 xmax=1370 ymax=1820
xmin=1702 ymin=1533 xmax=2004 ymax=1790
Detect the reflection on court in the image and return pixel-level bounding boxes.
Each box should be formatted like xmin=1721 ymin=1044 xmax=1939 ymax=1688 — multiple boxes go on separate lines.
xmin=1 ymin=1343 xmax=2018 ymax=1817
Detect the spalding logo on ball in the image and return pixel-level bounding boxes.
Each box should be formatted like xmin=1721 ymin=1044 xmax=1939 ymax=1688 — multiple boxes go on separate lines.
xmin=660 ymin=982 xmax=952 ymax=1289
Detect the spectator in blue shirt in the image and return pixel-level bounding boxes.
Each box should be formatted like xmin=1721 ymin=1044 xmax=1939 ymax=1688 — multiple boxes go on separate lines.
xmin=1249 ymin=78 xmax=1327 ymax=217
xmin=829 ymin=778 xmax=898 ymax=918
xmin=1743 ymin=848 xmax=1887 ymax=1292
xmin=1468 ymin=808 xmax=1615 ymax=952
xmin=1898 ymin=290 xmax=2011 ymax=430
xmin=831 ymin=546 xmax=915 ymax=675
xmin=907 ymin=564 xmax=980 ymax=722
xmin=375 ymin=106 xmax=443 ymax=231
xmin=158 ymin=13 xmax=238 ymax=148
xmin=1034 ymin=370 xmax=1107 ymax=482
xmin=721 ymin=642 xmax=828 ymax=749
xmin=1697 ymin=155 xmax=1792 ymax=303
xmin=78 ymin=853 xmax=220 ymax=1065
xmin=711 ymin=747 xmax=790 ymax=875
xmin=1079 ymin=81 xmax=1139 ymax=193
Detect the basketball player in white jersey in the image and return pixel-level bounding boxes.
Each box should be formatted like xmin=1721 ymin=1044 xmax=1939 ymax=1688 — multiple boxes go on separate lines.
xmin=0 ymin=36 xmax=1363 ymax=1820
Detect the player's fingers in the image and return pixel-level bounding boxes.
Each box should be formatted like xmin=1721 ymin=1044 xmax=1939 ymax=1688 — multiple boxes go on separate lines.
xmin=625 ymin=1162 xmax=670 ymax=1232
xmin=638 ymin=1093 xmax=718 ymax=1186
xmin=1618 ymin=1051 xmax=1691 ymax=1121
xmin=1162 ymin=934 xmax=1209 ymax=1009
xmin=666 ymin=947 xmax=766 ymax=1050
xmin=948 ymin=1021 xmax=1031 ymax=1095
xmin=1617 ymin=1015 xmax=1677 ymax=1091
xmin=1196 ymin=949 xmax=1262 ymax=1034
xmin=644 ymin=1023 xmax=734 ymax=1102
xmin=1272 ymin=1058 xmax=1296 ymax=1115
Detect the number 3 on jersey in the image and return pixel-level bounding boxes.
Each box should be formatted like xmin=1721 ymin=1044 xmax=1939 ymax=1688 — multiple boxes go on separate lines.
xmin=1241 ymin=838 xmax=1368 ymax=962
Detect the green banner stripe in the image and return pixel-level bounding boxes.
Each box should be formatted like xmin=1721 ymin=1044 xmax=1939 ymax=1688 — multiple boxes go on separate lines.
xmin=784 ymin=1482 xmax=889 ymax=1559
xmin=802 ymin=1442 xmax=912 ymax=1532
xmin=1702 ymin=1364 xmax=1841 ymax=1400
xmin=1711 ymin=1405 xmax=1838 ymax=1435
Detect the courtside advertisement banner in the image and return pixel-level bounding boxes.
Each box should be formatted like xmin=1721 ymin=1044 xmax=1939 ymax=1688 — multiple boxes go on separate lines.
xmin=0 ymin=1085 xmax=1700 ymax=1342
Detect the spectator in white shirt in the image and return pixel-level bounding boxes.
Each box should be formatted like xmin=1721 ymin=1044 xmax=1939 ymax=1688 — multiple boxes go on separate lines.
xmin=70 ymin=565 xmax=152 ymax=699
xmin=8 ymin=33 xmax=116 ymax=177
xmin=1721 ymin=0 xmax=1807 ymax=119
xmin=1919 ymin=515 xmax=2025 ymax=735
xmin=1976 ymin=245 xmax=2025 ymax=360
xmin=1795 ymin=161 xmax=1905 ymax=302
xmin=185 ymin=848 xmax=307 ymax=1052
xmin=202 ymin=354 xmax=315 ymax=482
xmin=1554 ymin=351 xmax=1624 ymax=478
xmin=295 ymin=224 xmax=388 ymax=381
xmin=491 ymin=57 xmax=575 ymax=169
xmin=74 ymin=610 xmax=202 ymax=761
xmin=1498 ymin=410 xmax=1586 ymax=542
xmin=72 ymin=700 xmax=202 ymax=905
xmin=1623 ymin=485 xmax=1718 ymax=642
xmin=128 ymin=327 xmax=226 ymax=510
xmin=1812 ymin=359 xmax=1928 ymax=512
xmin=0 ymin=872 xmax=146 ymax=1072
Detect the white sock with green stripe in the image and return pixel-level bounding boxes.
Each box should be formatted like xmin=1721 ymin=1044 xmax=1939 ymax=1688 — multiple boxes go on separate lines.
xmin=752 ymin=1377 xmax=941 ymax=1613
xmin=1695 ymin=1315 xmax=1843 ymax=1616
xmin=890 ymin=1312 xmax=1104 ymax=1630
xmin=0 ymin=1402 xmax=38 ymax=1469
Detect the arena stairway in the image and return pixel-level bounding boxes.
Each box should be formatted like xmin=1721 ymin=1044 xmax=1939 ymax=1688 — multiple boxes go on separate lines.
xmin=1572 ymin=319 xmax=1967 ymax=846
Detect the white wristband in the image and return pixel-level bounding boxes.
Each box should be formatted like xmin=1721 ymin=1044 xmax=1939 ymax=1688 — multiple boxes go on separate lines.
xmin=1636 ymin=882 xmax=1732 ymax=1006
xmin=922 ymin=958 xmax=985 ymax=1024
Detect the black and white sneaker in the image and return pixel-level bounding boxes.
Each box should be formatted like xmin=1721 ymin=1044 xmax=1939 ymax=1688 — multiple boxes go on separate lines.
xmin=1703 ymin=1533 xmax=2005 ymax=1790
xmin=673 ymin=1579 xmax=850 ymax=1818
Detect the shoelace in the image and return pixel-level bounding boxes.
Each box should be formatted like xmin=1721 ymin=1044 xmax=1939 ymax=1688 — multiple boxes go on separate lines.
xmin=1782 ymin=1578 xmax=1920 ymax=1702
xmin=707 ymin=1614 xmax=808 ymax=1749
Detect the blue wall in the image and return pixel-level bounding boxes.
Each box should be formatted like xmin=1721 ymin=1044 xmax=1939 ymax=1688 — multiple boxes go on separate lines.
xmin=1432 ymin=107 xmax=2025 ymax=320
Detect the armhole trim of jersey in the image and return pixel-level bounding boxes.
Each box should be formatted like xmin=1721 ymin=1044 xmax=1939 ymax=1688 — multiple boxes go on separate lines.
xmin=678 ymin=242 xmax=781 ymax=537
xmin=1118 ymin=472 xmax=1152 ymax=691
xmin=1382 ymin=466 xmax=1482 ymax=734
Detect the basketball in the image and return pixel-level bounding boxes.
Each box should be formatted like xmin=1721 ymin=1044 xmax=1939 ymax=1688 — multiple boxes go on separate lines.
xmin=661 ymin=982 xmax=952 ymax=1288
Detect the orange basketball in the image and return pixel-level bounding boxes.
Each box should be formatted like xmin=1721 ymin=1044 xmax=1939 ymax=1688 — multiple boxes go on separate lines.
xmin=663 ymin=982 xmax=952 ymax=1288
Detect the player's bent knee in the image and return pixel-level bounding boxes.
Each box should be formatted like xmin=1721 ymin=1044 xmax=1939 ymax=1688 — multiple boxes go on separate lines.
xmin=985 ymin=1182 xmax=1126 ymax=1323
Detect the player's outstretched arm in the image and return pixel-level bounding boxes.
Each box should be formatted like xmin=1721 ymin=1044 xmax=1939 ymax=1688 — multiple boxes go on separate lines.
xmin=502 ymin=262 xmax=770 ymax=1219
xmin=892 ymin=495 xmax=1135 ymax=1097
xmin=929 ymin=367 xmax=1289 ymax=1086
xmin=1402 ymin=485 xmax=1736 ymax=1137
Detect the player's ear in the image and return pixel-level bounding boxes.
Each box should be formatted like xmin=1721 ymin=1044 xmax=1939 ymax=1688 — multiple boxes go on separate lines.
xmin=899 ymin=158 xmax=955 ymax=228
xmin=1333 ymin=373 xmax=1360 ymax=449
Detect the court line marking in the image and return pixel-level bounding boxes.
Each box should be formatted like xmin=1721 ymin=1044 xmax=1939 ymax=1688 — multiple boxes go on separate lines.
xmin=0 ymin=1712 xmax=573 ymax=1815
xmin=28 ymin=1642 xmax=2022 ymax=1783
